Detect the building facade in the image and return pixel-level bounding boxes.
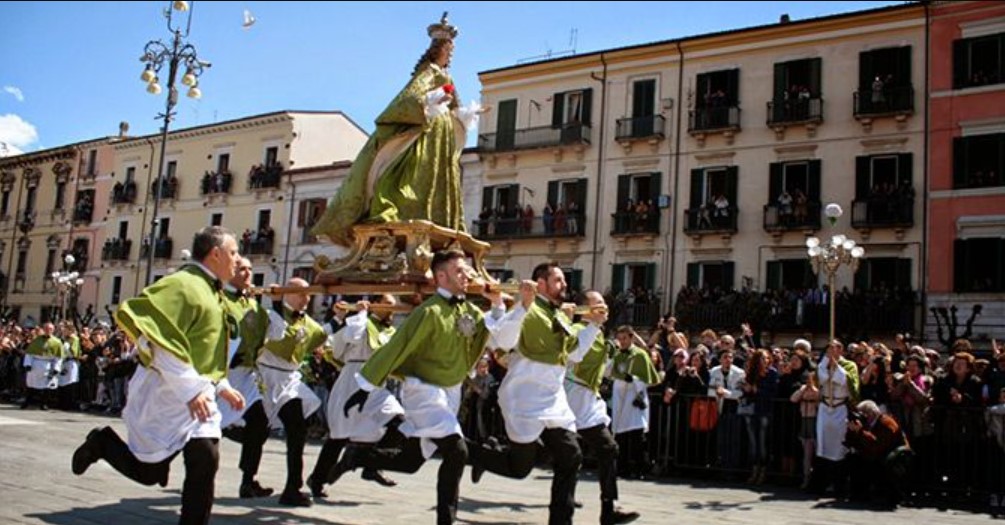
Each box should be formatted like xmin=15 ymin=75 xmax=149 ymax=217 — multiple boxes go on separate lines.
xmin=926 ymin=0 xmax=1005 ymax=346
xmin=97 ymin=110 xmax=366 ymax=321
xmin=476 ymin=3 xmax=927 ymax=339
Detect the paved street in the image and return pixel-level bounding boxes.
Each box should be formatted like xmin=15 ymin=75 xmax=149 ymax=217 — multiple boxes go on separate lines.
xmin=0 ymin=404 xmax=994 ymax=524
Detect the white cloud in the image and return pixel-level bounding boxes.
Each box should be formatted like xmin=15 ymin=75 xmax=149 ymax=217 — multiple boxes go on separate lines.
xmin=3 ymin=86 xmax=24 ymax=103
xmin=0 ymin=114 xmax=39 ymax=157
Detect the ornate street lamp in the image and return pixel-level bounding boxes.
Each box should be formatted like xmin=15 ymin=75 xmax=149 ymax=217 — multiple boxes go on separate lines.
xmin=806 ymin=203 xmax=865 ymax=341
xmin=139 ymin=0 xmax=210 ymax=285
xmin=51 ymin=254 xmax=84 ymax=322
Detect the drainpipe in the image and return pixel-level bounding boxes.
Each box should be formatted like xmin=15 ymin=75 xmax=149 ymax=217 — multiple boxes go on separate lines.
xmin=668 ymin=40 xmax=685 ymax=315
xmin=132 ymin=137 xmax=158 ymax=296
xmin=589 ymin=54 xmax=608 ymax=290
xmin=282 ymin=171 xmax=296 ymax=285
xmin=920 ymin=3 xmax=931 ymax=341
xmin=2 ymin=166 xmax=27 ymax=314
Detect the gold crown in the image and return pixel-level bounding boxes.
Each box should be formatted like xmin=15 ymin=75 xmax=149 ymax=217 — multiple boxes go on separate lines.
xmin=427 ymin=12 xmax=458 ymax=40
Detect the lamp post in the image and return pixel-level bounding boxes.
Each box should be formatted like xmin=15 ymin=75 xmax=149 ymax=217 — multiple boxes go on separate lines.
xmin=806 ymin=203 xmax=865 ymax=341
xmin=139 ymin=0 xmax=209 ymax=285
xmin=51 ymin=254 xmax=84 ymax=323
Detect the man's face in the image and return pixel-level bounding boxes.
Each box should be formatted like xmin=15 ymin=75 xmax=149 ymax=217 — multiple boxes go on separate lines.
xmin=229 ymin=258 xmax=253 ymax=290
xmin=721 ymin=353 xmax=734 ymax=370
xmin=537 ymin=267 xmax=567 ymax=304
xmin=207 ymin=236 xmax=240 ymax=282
xmin=435 ymin=257 xmax=470 ymax=295
xmin=615 ymin=332 xmax=632 ymax=349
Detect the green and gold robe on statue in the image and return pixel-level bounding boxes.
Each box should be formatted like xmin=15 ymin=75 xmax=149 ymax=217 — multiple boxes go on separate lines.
xmin=311 ymin=62 xmax=467 ymax=246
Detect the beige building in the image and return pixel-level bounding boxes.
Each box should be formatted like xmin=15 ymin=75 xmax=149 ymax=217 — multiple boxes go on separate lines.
xmin=475 ymin=3 xmax=925 ymax=335
xmin=98 ymin=110 xmax=366 ymax=317
xmin=0 ymin=134 xmax=122 ymax=324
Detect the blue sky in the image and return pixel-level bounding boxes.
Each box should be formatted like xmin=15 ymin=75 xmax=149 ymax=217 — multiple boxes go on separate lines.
xmin=0 ymin=1 xmax=901 ymax=156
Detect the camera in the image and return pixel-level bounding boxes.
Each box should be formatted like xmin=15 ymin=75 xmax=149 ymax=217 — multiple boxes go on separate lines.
xmin=847 ymin=410 xmax=866 ymax=424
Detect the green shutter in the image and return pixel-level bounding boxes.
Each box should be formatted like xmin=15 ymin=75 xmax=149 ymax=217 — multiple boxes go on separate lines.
xmin=952 ymin=39 xmax=967 ymax=89
xmin=809 ymin=57 xmax=823 ymax=96
xmin=612 ymin=264 xmax=625 ymax=294
xmin=726 ymin=69 xmax=740 ymax=105
xmin=725 ymin=166 xmax=739 ymax=207
xmin=953 ymin=137 xmax=966 ymax=189
xmin=581 ymin=88 xmax=594 ymax=125
xmin=769 ymin=163 xmax=783 ymax=203
xmin=696 ymin=72 xmax=712 ymax=106
xmin=808 ymin=159 xmax=822 ymax=202
xmin=649 ymin=171 xmax=662 ymax=196
xmin=482 ymin=187 xmax=493 ymax=213
xmin=507 ymin=184 xmax=520 ymax=212
xmin=859 ymin=50 xmax=874 ymax=91
xmin=616 ymin=175 xmax=631 ymax=206
xmin=896 ymin=259 xmax=912 ymax=291
xmin=497 ymin=99 xmax=517 ymax=150
xmin=722 ymin=262 xmax=735 ymax=290
xmin=646 ymin=263 xmax=657 ymax=291
xmin=547 ymin=181 xmax=559 ymax=209
xmin=552 ymin=92 xmax=565 ymax=128
xmin=575 ymin=178 xmax=588 ymax=210
xmin=803 ymin=260 xmax=818 ymax=288
xmin=855 ymin=259 xmax=870 ymax=292
xmin=766 ymin=261 xmax=781 ymax=291
xmin=687 ymin=263 xmax=700 ymax=288
xmin=895 ymin=46 xmax=911 ymax=88
xmin=633 ymin=80 xmax=655 ymax=117
xmin=773 ymin=62 xmax=786 ymax=102
xmin=897 ymin=153 xmax=913 ymax=190
xmin=856 ymin=156 xmax=871 ymax=199
xmin=690 ymin=169 xmax=704 ymax=209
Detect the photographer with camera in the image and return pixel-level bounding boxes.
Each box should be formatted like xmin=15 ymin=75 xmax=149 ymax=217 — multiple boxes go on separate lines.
xmin=844 ymin=400 xmax=911 ymax=507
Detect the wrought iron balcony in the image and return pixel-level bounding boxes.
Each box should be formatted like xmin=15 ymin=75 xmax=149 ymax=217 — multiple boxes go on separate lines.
xmin=688 ymin=105 xmax=742 ymax=133
xmin=683 ymin=206 xmax=738 ymax=235
xmin=763 ymin=201 xmax=821 ymax=232
xmin=478 ymin=123 xmax=591 ymax=153
xmin=611 ymin=211 xmax=659 ymax=235
xmin=615 ymin=115 xmax=666 ymax=141
xmin=853 ymin=85 xmax=914 ymax=117
xmin=766 ymin=97 xmax=824 ymax=126
xmin=851 ymin=196 xmax=914 ymax=229
xmin=472 ymin=214 xmax=586 ymax=240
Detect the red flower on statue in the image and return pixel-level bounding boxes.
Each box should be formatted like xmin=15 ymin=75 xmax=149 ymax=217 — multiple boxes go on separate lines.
xmin=442 ymin=84 xmax=455 ymax=95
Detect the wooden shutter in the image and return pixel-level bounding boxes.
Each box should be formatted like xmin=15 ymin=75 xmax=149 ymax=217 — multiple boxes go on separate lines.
xmin=507 ymin=184 xmax=520 ymax=212
xmin=773 ymin=62 xmax=787 ymax=103
xmin=896 ymin=259 xmax=912 ymax=291
xmin=894 ymin=46 xmax=911 ymax=87
xmin=769 ymin=163 xmax=783 ymax=203
xmin=855 ymin=260 xmax=870 ymax=292
xmin=952 ymin=39 xmax=968 ymax=89
xmin=855 ymin=156 xmax=871 ymax=199
xmin=722 ymin=262 xmax=735 ymax=290
xmin=726 ymin=68 xmax=740 ymax=105
xmin=616 ymin=175 xmax=631 ymax=206
xmin=552 ymin=92 xmax=565 ymax=128
xmin=858 ymin=50 xmax=874 ymax=91
xmin=809 ymin=57 xmax=823 ymax=96
xmin=646 ymin=263 xmax=657 ymax=291
xmin=633 ymin=80 xmax=655 ymax=117
xmin=766 ymin=261 xmax=781 ymax=291
xmin=482 ymin=187 xmax=494 ymax=212
xmin=581 ymin=88 xmax=594 ymax=125
xmin=575 ymin=178 xmax=588 ymax=210
xmin=725 ymin=166 xmax=739 ymax=206
xmin=649 ymin=171 xmax=662 ymax=197
xmin=297 ymin=200 xmax=308 ymax=226
xmin=696 ymin=72 xmax=712 ymax=106
xmin=897 ymin=153 xmax=913 ymax=189
xmin=612 ymin=264 xmax=625 ymax=294
xmin=547 ymin=181 xmax=559 ymax=208
xmin=687 ymin=263 xmax=700 ymax=288
xmin=808 ymin=159 xmax=822 ymax=202
xmin=689 ymin=169 xmax=704 ymax=209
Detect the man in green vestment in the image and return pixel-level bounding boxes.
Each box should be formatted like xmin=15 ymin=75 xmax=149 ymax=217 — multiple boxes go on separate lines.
xmin=469 ymin=262 xmax=608 ymax=525
xmin=218 ymin=257 xmax=274 ymax=499
xmin=21 ymin=322 xmax=64 ymax=410
xmin=71 ymin=226 xmax=244 ymax=525
xmin=609 ymin=325 xmax=661 ymax=480
xmin=311 ymin=13 xmax=485 ymax=246
xmin=327 ymin=249 xmax=534 ymax=525
xmin=564 ymin=291 xmax=640 ymax=525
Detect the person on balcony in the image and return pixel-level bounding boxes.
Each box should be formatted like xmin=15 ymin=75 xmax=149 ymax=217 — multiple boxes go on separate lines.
xmin=567 ymin=200 xmax=580 ymax=235
xmin=521 ymin=203 xmax=535 ymax=235
xmin=777 ymin=190 xmax=793 ymax=226
xmin=871 ymin=75 xmax=886 ymax=110
xmin=793 ymin=189 xmax=808 ymax=225
xmin=713 ymin=194 xmax=730 ymax=227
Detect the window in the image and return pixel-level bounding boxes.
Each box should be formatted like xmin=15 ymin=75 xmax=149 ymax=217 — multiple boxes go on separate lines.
xmin=125 ymin=166 xmax=136 ymax=183
xmin=24 ymin=185 xmax=37 ymax=215
xmin=552 ymin=89 xmax=593 ymax=127
xmin=118 ymin=221 xmax=128 ymax=239
xmin=217 ymin=153 xmax=230 ymax=173
xmin=15 ymin=249 xmax=27 ymax=277
xmin=1 ymin=189 xmax=9 ymax=217
xmin=687 ymin=166 xmax=738 ymax=232
xmin=954 ymin=238 xmax=1005 ymax=292
xmin=854 ymin=258 xmax=912 ymax=292
xmin=111 ymin=276 xmax=122 ymax=305
xmin=953 ymin=32 xmax=1005 ymax=89
xmin=631 ymin=79 xmax=656 ymax=118
xmin=770 ymin=58 xmax=823 ymax=123
xmin=611 ymin=263 xmax=657 ymax=295
xmin=86 ymin=149 xmax=98 ymax=176
xmin=563 ymin=268 xmax=584 ymax=298
xmin=480 ymin=184 xmax=520 ymax=217
xmin=614 ymin=173 xmax=661 ymax=234
xmin=157 ymin=217 xmax=170 ymax=239
xmin=766 ymin=259 xmax=817 ymax=291
xmin=855 ymin=154 xmax=914 ymax=199
xmin=44 ymin=249 xmax=57 ymax=283
xmin=257 ymin=209 xmax=272 ymax=231
xmin=297 ymin=199 xmax=326 ymax=228
xmin=696 ymin=69 xmax=740 ymax=109
xmin=166 ymin=160 xmax=177 ymax=179
xmin=953 ymin=133 xmax=1005 ymax=189
xmin=686 ymin=261 xmax=735 ymax=291
xmin=211 ymin=213 xmax=223 ymax=226
xmin=857 ymin=46 xmax=912 ymax=113
xmin=54 ymin=181 xmax=66 ymax=210
xmin=264 ymin=147 xmax=278 ymax=167
xmin=495 ymin=99 xmax=517 ymax=150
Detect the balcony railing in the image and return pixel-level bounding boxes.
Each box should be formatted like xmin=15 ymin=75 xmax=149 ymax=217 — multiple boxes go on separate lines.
xmin=150 ymin=177 xmax=178 ymax=200
xmin=851 ymin=196 xmax=914 ymax=229
xmin=688 ymin=105 xmax=742 ymax=133
xmin=472 ymin=214 xmax=586 ymax=240
xmin=72 ymin=204 xmax=93 ymax=224
xmin=249 ymin=164 xmax=283 ymax=190
xmin=683 ymin=206 xmax=738 ymax=235
xmin=140 ymin=238 xmax=173 ymax=260
xmin=17 ymin=210 xmax=36 ymax=233
xmin=615 ymin=115 xmax=666 ymax=141
xmin=766 ymin=97 xmax=824 ymax=126
xmin=608 ymin=301 xmax=661 ymax=329
xmin=611 ymin=210 xmax=659 ymax=235
xmin=111 ymin=182 xmax=138 ymax=205
xmin=853 ymin=85 xmax=914 ymax=117
xmin=202 ymin=170 xmax=233 ymax=195
xmin=478 ymin=123 xmax=592 ymax=153
xmin=241 ymin=238 xmax=274 ymax=256
xmin=763 ymin=201 xmax=821 ymax=232
xmin=102 ymin=239 xmax=132 ymax=262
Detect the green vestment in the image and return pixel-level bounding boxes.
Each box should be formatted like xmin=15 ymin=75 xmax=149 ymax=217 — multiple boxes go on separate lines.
xmin=311 ymin=62 xmax=465 ymax=246
xmin=25 ymin=335 xmax=63 ymax=358
xmin=516 ymin=297 xmax=578 ymax=366
xmin=610 ymin=345 xmax=661 ymax=386
xmin=569 ymin=324 xmax=610 ymax=393
xmin=263 ymin=308 xmax=328 ymax=365
xmin=222 ymin=289 xmax=268 ymax=367
xmin=361 ymin=295 xmax=489 ymax=388
xmin=115 ymin=265 xmax=229 ymax=381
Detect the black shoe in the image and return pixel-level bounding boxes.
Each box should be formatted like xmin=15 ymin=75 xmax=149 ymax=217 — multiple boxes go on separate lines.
xmin=602 ymin=506 xmax=640 ymax=525
xmin=239 ymin=480 xmax=274 ymax=498
xmin=278 ymin=489 xmax=312 ymax=507
xmin=306 ymin=475 xmax=328 ymax=498
xmin=574 ymin=500 xmax=584 ymax=509
xmin=470 ymin=461 xmax=486 ymax=484
xmin=362 ymin=468 xmax=397 ymax=487
xmin=72 ymin=428 xmax=103 ymax=475
xmin=326 ymin=447 xmax=358 ymax=484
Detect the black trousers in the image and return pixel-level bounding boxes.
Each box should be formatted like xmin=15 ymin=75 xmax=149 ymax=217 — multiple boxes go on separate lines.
xmin=354 ymin=434 xmax=467 ymax=525
xmin=239 ymin=400 xmax=269 ymax=483
xmin=579 ymin=424 xmax=619 ymax=502
xmin=278 ymin=399 xmax=307 ymax=492
xmin=310 ymin=437 xmax=346 ymax=484
xmin=471 ymin=428 xmax=582 ymax=525
xmin=615 ymin=429 xmax=648 ymax=477
xmin=93 ymin=426 xmax=218 ymax=525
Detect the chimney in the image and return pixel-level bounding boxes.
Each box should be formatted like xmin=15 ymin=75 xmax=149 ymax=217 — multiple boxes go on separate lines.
xmin=780 ymin=14 xmax=791 ymax=23
xmin=118 ymin=121 xmax=130 ymax=137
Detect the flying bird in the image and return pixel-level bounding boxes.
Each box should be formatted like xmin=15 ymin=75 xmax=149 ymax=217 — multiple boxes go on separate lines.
xmin=242 ymin=9 xmax=256 ymax=29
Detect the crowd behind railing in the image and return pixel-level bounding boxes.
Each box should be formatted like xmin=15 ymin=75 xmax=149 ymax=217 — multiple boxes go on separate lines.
xmin=3 ymin=304 xmax=1002 ymax=515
